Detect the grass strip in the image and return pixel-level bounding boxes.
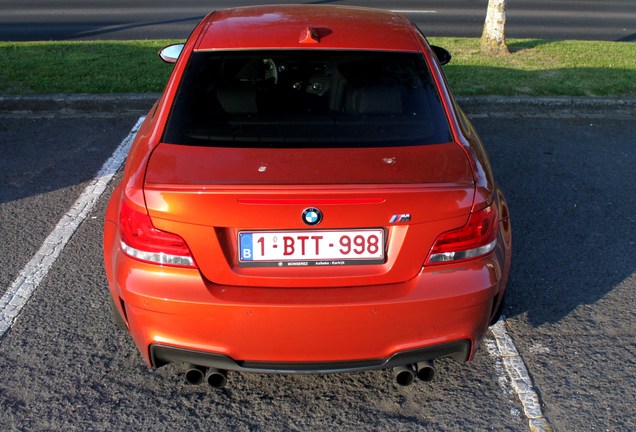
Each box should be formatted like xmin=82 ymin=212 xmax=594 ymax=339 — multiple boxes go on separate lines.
xmin=0 ymin=40 xmax=173 ymax=94
xmin=0 ymin=38 xmax=635 ymax=96
xmin=429 ymin=38 xmax=636 ymax=97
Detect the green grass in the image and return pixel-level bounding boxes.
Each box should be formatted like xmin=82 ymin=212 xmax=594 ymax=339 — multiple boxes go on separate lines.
xmin=0 ymin=40 xmax=174 ymax=94
xmin=1 ymin=39 xmax=635 ymax=96
xmin=429 ymin=38 xmax=636 ymax=96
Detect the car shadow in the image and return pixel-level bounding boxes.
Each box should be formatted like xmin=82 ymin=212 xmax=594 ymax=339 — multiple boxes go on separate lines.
xmin=471 ymin=116 xmax=636 ymax=327
xmin=0 ymin=116 xmax=137 ymax=206
xmin=0 ymin=115 xmax=141 ymax=291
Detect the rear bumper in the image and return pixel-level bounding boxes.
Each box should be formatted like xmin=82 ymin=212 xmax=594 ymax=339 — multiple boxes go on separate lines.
xmin=150 ymin=340 xmax=471 ymax=374
xmin=107 ymin=242 xmax=507 ymax=369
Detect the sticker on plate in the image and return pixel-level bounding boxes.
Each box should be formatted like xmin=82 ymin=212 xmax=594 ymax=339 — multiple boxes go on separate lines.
xmin=238 ymin=229 xmax=385 ymax=267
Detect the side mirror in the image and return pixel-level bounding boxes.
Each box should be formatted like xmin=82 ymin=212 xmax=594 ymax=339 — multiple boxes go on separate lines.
xmin=431 ymin=46 xmax=452 ymax=66
xmin=158 ymin=43 xmax=185 ymax=64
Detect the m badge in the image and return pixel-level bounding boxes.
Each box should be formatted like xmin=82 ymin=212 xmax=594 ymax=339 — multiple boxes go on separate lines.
xmin=390 ymin=214 xmax=411 ymax=223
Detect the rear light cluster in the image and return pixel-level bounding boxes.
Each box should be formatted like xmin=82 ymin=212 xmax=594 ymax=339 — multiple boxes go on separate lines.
xmin=119 ymin=201 xmax=196 ymax=268
xmin=426 ymin=204 xmax=498 ymax=265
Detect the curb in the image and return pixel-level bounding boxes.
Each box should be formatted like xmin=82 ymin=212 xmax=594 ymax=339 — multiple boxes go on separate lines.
xmin=456 ymin=96 xmax=636 ymax=118
xmin=0 ymin=94 xmax=158 ymax=115
xmin=0 ymin=93 xmax=634 ymax=118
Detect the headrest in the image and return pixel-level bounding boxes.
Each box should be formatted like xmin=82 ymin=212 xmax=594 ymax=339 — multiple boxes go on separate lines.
xmin=349 ymin=87 xmax=402 ymax=115
xmin=217 ymin=86 xmax=257 ymax=114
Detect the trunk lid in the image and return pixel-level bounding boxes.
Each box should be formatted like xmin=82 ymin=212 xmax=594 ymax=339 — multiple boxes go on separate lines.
xmin=144 ymin=143 xmax=474 ymax=287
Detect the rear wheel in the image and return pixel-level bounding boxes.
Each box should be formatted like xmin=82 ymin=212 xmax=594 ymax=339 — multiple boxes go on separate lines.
xmin=109 ymin=297 xmax=128 ymax=331
xmin=489 ymin=292 xmax=506 ymax=325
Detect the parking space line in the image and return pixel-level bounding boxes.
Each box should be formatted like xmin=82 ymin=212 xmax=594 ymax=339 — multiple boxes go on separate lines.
xmin=487 ymin=318 xmax=553 ymax=432
xmin=0 ymin=114 xmax=552 ymax=432
xmin=390 ymin=10 xmax=437 ymax=14
xmin=0 ymin=116 xmax=145 ymax=338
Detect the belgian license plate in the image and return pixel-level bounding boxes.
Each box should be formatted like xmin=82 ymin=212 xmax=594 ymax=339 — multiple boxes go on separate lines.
xmin=238 ymin=229 xmax=385 ymax=267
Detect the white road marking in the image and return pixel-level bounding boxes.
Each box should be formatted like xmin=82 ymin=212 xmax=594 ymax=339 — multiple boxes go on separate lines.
xmin=487 ymin=318 xmax=553 ymax=432
xmin=390 ymin=10 xmax=437 ymax=14
xmin=0 ymin=116 xmax=145 ymax=338
xmin=0 ymin=114 xmax=551 ymax=432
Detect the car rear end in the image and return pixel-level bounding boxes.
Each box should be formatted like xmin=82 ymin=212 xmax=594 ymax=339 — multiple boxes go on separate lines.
xmin=103 ymin=5 xmax=511 ymax=386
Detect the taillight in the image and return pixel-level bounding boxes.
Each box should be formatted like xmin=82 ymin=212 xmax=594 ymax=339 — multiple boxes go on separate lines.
xmin=118 ymin=201 xmax=196 ymax=268
xmin=426 ymin=204 xmax=498 ymax=265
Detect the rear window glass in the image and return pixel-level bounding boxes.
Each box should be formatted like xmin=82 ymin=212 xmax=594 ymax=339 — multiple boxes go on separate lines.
xmin=163 ymin=50 xmax=452 ymax=147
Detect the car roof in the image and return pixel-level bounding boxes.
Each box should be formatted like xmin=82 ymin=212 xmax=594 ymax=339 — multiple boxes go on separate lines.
xmin=194 ymin=5 xmax=423 ymax=52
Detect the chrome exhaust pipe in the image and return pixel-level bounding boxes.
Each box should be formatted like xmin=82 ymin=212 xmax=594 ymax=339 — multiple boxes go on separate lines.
xmin=185 ymin=364 xmax=207 ymax=385
xmin=205 ymin=368 xmax=228 ymax=389
xmin=393 ymin=364 xmax=416 ymax=386
xmin=416 ymin=360 xmax=436 ymax=382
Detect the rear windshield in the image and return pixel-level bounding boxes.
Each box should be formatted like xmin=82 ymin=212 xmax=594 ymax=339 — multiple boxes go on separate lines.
xmin=163 ymin=50 xmax=452 ymax=147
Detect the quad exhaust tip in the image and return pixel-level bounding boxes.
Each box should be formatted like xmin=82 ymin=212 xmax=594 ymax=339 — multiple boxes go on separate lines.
xmin=185 ymin=364 xmax=227 ymax=389
xmin=185 ymin=361 xmax=435 ymax=388
xmin=393 ymin=364 xmax=416 ymax=386
xmin=393 ymin=361 xmax=436 ymax=386
xmin=416 ymin=360 xmax=436 ymax=382
xmin=206 ymin=368 xmax=228 ymax=389
xmin=185 ymin=364 xmax=206 ymax=385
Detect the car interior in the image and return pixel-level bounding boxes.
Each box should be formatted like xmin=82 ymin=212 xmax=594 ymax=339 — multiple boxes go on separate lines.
xmin=164 ymin=51 xmax=452 ymax=147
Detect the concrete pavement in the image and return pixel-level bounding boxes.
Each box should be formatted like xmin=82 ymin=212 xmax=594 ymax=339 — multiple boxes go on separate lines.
xmin=1 ymin=111 xmax=634 ymax=430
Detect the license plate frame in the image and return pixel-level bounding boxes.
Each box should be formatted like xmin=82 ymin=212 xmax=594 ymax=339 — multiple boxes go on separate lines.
xmin=238 ymin=229 xmax=385 ymax=267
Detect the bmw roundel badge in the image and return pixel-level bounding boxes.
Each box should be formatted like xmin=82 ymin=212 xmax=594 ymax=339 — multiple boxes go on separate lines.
xmin=301 ymin=207 xmax=322 ymax=226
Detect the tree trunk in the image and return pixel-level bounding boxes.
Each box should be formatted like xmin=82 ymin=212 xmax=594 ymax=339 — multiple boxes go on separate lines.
xmin=481 ymin=0 xmax=510 ymax=55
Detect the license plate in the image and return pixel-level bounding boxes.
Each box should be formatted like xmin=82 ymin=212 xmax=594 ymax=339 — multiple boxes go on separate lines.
xmin=238 ymin=229 xmax=385 ymax=267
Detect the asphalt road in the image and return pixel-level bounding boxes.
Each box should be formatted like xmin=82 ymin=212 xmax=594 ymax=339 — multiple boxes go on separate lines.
xmin=1 ymin=0 xmax=635 ymax=42
xmin=0 ymin=109 xmax=634 ymax=430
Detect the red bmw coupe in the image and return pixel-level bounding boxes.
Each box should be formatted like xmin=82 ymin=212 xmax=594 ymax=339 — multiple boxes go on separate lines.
xmin=103 ymin=5 xmax=511 ymax=388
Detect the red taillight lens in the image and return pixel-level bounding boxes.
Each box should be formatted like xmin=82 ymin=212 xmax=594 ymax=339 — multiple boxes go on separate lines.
xmin=426 ymin=204 xmax=499 ymax=265
xmin=119 ymin=201 xmax=196 ymax=268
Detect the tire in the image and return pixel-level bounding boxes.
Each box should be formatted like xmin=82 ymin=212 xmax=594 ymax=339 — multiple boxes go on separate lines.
xmin=489 ymin=292 xmax=506 ymax=325
xmin=109 ymin=297 xmax=128 ymax=332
